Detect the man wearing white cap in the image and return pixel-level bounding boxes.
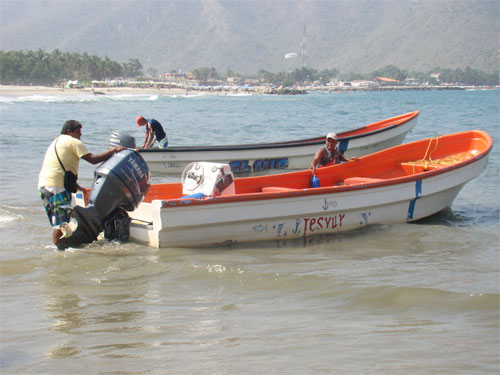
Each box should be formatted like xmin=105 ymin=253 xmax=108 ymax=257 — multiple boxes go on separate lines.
xmin=309 ymin=132 xmax=358 ymax=171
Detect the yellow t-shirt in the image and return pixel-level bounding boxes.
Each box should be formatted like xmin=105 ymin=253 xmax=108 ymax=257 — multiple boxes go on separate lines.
xmin=38 ymin=135 xmax=89 ymax=188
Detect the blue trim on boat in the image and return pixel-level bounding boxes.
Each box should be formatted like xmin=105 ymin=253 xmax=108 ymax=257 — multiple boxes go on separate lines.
xmin=339 ymin=139 xmax=349 ymax=153
xmin=407 ymin=180 xmax=422 ymax=220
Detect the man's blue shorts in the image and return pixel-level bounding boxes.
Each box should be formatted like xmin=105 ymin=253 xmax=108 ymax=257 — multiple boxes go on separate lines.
xmin=158 ymin=138 xmax=168 ymax=149
xmin=39 ymin=187 xmax=71 ymax=227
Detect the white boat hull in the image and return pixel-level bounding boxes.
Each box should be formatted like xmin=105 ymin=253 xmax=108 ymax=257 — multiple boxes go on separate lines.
xmin=128 ymin=156 xmax=487 ymax=248
xmin=139 ymin=113 xmax=418 ymax=174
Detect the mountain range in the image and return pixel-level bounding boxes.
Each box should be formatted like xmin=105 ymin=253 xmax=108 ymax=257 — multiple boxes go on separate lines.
xmin=1 ymin=0 xmax=498 ymax=75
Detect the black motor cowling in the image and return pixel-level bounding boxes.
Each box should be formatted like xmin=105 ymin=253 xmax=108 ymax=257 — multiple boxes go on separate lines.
xmin=109 ymin=132 xmax=136 ymax=149
xmin=57 ymin=149 xmax=150 ymax=250
xmin=88 ymin=148 xmax=150 ymax=215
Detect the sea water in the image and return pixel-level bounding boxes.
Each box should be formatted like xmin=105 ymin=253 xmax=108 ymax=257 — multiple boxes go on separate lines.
xmin=0 ymin=89 xmax=499 ymax=374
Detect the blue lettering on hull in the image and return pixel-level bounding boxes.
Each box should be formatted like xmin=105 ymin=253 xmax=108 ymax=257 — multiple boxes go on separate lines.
xmin=230 ymin=158 xmax=289 ymax=173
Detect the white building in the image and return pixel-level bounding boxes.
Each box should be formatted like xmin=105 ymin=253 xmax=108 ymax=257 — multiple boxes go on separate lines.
xmin=350 ymin=80 xmax=380 ymax=89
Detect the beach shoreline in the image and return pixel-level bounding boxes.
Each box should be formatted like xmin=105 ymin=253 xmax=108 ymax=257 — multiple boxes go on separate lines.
xmin=0 ymin=85 xmax=200 ymax=97
xmin=1 ymin=84 xmax=495 ymax=97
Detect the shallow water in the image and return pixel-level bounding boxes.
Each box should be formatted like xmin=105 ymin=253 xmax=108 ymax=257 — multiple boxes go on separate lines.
xmin=0 ymin=89 xmax=499 ymax=374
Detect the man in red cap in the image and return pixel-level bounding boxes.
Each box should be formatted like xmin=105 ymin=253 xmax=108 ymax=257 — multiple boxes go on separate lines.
xmin=136 ymin=116 xmax=168 ymax=149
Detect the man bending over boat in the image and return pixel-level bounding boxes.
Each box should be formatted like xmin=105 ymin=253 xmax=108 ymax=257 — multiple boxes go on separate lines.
xmin=310 ymin=132 xmax=358 ymax=171
xmin=38 ymin=120 xmax=126 ymax=248
xmin=136 ymin=116 xmax=168 ymax=149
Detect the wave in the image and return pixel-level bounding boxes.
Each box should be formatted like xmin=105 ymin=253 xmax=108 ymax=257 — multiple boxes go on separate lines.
xmin=0 ymin=93 xmax=164 ymax=104
xmin=0 ymin=94 xmax=101 ymax=104
xmin=0 ymin=206 xmax=24 ymax=224
xmin=345 ymin=285 xmax=499 ymax=312
xmin=0 ymin=91 xmax=259 ymax=104
xmin=105 ymin=94 xmax=160 ymax=101
xmin=0 ymin=205 xmax=42 ymax=225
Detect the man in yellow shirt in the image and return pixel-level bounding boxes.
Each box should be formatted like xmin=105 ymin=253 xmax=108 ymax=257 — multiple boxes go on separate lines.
xmin=38 ymin=120 xmax=125 ymax=248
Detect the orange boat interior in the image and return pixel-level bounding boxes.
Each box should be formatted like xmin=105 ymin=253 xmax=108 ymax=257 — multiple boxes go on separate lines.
xmin=141 ymin=130 xmax=492 ymax=203
xmin=340 ymin=110 xmax=419 ymax=138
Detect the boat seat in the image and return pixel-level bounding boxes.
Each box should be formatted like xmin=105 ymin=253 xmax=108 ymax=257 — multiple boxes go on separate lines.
xmin=261 ymin=186 xmax=301 ymax=193
xmin=343 ymin=177 xmax=386 ymax=185
xmin=400 ymin=162 xmax=442 ymax=175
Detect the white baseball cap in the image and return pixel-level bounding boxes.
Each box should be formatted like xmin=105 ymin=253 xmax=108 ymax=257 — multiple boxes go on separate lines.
xmin=326 ymin=132 xmax=338 ymax=141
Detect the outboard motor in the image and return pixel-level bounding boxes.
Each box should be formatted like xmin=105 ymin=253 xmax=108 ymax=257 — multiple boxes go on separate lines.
xmin=109 ymin=132 xmax=136 ymax=149
xmin=57 ymin=149 xmax=150 ymax=250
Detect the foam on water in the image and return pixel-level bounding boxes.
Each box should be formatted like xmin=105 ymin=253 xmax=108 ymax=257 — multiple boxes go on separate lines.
xmin=0 ymin=206 xmax=24 ymax=224
xmin=0 ymin=91 xmax=180 ymax=103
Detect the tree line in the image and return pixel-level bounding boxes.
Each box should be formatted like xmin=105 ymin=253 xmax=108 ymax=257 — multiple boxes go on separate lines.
xmin=194 ymin=65 xmax=499 ymax=87
xmin=0 ymin=49 xmax=143 ymax=85
xmin=1 ymin=49 xmax=498 ymax=87
xmin=340 ymin=65 xmax=499 ymax=86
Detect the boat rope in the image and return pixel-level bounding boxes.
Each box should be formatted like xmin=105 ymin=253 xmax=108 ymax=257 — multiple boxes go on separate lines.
xmin=420 ymin=136 xmax=439 ymax=162
xmin=406 ymin=137 xmax=472 ymax=173
xmin=406 ymin=137 xmax=439 ymax=173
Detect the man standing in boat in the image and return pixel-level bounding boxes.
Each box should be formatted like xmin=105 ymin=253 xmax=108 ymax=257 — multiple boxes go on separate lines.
xmin=136 ymin=116 xmax=168 ymax=149
xmin=38 ymin=120 xmax=126 ymax=248
xmin=310 ymin=132 xmax=358 ymax=170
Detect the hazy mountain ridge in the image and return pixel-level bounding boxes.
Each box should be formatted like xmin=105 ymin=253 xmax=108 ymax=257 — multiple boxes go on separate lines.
xmin=1 ymin=0 xmax=498 ymax=74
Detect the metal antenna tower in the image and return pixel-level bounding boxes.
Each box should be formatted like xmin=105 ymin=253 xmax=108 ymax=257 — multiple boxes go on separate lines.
xmin=300 ymin=24 xmax=307 ymax=68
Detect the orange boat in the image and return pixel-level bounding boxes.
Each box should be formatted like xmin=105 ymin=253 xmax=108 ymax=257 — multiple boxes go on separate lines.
xmin=137 ymin=111 xmax=419 ymax=174
xmin=94 ymin=130 xmax=492 ymax=248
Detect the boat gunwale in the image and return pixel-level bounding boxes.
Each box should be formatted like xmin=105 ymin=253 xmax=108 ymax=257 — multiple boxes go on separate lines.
xmin=156 ymin=130 xmax=492 ymax=208
xmin=139 ymin=111 xmax=419 ymax=153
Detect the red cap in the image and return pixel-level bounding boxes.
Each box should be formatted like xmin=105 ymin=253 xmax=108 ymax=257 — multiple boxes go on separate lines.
xmin=136 ymin=116 xmax=145 ymax=127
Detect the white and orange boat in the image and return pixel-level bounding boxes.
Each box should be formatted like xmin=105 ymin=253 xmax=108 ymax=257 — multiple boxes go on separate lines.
xmin=97 ymin=129 xmax=493 ymax=248
xmin=138 ymin=111 xmax=419 ymax=174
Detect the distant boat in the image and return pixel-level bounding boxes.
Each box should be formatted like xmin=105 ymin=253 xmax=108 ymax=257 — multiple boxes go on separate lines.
xmin=138 ymin=111 xmax=419 ymax=175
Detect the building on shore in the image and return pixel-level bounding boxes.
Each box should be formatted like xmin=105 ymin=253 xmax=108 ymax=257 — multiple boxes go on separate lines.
xmin=375 ymin=77 xmax=400 ymax=86
xmin=350 ymin=80 xmax=380 ymax=89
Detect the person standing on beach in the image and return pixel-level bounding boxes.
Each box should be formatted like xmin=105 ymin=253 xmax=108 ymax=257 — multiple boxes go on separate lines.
xmin=136 ymin=116 xmax=168 ymax=149
xmin=38 ymin=120 xmax=125 ymax=248
xmin=309 ymin=132 xmax=358 ymax=170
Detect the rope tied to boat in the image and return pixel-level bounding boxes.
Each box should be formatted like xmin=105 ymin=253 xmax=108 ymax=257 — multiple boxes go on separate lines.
xmin=406 ymin=137 xmax=439 ymax=173
xmin=422 ymin=136 xmax=439 ymax=162
xmin=406 ymin=137 xmax=472 ymax=173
